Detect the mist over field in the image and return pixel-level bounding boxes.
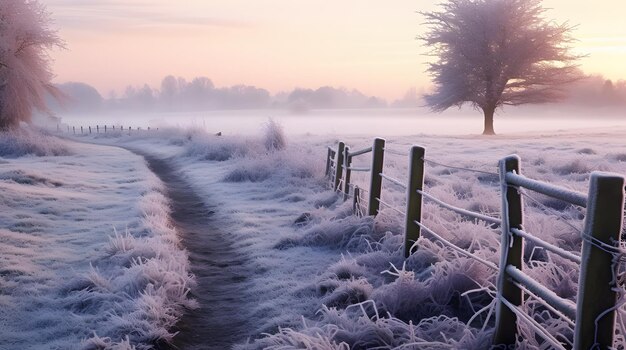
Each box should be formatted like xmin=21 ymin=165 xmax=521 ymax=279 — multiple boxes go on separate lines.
xmin=47 ymin=72 xmax=626 ymax=137
xmin=49 ymin=105 xmax=625 ymax=137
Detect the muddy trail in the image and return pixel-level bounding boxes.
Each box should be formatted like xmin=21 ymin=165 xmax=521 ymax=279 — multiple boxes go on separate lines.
xmin=136 ymin=152 xmax=252 ymax=350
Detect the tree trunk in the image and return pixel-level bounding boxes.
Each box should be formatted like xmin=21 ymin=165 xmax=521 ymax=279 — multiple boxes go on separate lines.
xmin=482 ymin=106 xmax=496 ymax=135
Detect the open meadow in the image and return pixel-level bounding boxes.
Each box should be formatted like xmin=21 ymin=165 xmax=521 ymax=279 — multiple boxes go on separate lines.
xmin=2 ymin=115 xmax=626 ymax=348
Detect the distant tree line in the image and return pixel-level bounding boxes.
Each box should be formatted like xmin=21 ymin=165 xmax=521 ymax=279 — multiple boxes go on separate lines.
xmin=49 ymin=74 xmax=625 ymax=115
xmin=49 ymin=76 xmax=422 ymax=114
xmin=565 ymin=75 xmax=626 ymax=107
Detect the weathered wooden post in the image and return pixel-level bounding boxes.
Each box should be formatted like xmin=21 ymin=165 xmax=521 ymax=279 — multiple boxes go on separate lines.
xmin=343 ymin=146 xmax=352 ymax=201
xmin=334 ymin=142 xmax=345 ymax=191
xmin=80 ymin=126 xmax=83 ymax=134
xmin=72 ymin=126 xmax=75 ymax=134
xmin=325 ymin=148 xmax=332 ymax=177
xmin=353 ymin=186 xmax=361 ymax=216
xmin=128 ymin=126 xmax=131 ymax=136
xmin=403 ymin=146 xmax=425 ymax=258
xmin=327 ymin=149 xmax=336 ymax=186
xmin=89 ymin=126 xmax=91 ymax=134
xmin=367 ymin=138 xmax=385 ymax=216
xmin=493 ymin=155 xmax=524 ymax=346
xmin=574 ymin=172 xmax=625 ymax=350
xmin=96 ymin=125 xmax=99 ymax=133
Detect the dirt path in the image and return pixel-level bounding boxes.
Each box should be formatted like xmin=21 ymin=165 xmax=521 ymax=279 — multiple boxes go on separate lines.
xmin=136 ymin=152 xmax=252 ymax=350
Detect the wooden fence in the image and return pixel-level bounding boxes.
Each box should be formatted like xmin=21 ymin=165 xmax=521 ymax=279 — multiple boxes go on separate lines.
xmin=325 ymin=137 xmax=626 ymax=350
xmin=57 ymin=124 xmax=158 ymax=136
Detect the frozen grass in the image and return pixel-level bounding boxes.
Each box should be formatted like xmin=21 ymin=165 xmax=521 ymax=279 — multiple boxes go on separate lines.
xmin=235 ymin=302 xmax=492 ymax=350
xmin=0 ymin=127 xmax=72 ymax=157
xmin=59 ymin=124 xmax=626 ymax=349
xmin=227 ymin=130 xmax=626 ymax=349
xmin=0 ymin=138 xmax=194 ymax=349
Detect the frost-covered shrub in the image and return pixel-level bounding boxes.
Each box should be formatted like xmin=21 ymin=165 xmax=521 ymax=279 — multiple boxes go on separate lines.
xmin=0 ymin=128 xmax=71 ymax=157
xmin=263 ymin=118 xmax=286 ymax=152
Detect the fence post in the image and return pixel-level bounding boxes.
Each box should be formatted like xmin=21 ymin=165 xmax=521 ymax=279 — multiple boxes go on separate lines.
xmin=72 ymin=126 xmax=75 ymax=134
xmin=80 ymin=126 xmax=83 ymax=134
xmin=353 ymin=186 xmax=361 ymax=216
xmin=129 ymin=126 xmax=131 ymax=135
xmin=493 ymin=155 xmax=524 ymax=346
xmin=367 ymin=138 xmax=385 ymax=216
xmin=343 ymin=147 xmax=352 ymax=201
xmin=403 ymin=146 xmax=425 ymax=258
xmin=89 ymin=126 xmax=91 ymax=134
xmin=96 ymin=125 xmax=99 ymax=133
xmin=325 ymin=148 xmax=332 ymax=177
xmin=574 ymin=172 xmax=625 ymax=350
xmin=334 ymin=142 xmax=345 ymax=191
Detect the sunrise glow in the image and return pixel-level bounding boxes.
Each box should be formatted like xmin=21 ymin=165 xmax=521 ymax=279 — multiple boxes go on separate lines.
xmin=45 ymin=0 xmax=626 ymax=100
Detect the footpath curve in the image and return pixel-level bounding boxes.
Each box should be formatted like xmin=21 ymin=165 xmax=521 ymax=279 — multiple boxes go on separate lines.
xmin=133 ymin=151 xmax=252 ymax=350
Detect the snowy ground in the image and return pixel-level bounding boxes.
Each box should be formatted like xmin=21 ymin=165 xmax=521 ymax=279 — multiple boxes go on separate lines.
xmin=3 ymin=121 xmax=626 ymax=349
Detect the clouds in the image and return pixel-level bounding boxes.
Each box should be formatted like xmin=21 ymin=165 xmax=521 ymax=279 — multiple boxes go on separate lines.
xmin=44 ymin=0 xmax=249 ymax=32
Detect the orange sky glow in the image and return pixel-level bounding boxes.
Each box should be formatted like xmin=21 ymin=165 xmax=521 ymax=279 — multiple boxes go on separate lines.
xmin=44 ymin=0 xmax=626 ymax=100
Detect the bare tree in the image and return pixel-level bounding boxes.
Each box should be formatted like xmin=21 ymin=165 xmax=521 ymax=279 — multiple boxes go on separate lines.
xmin=0 ymin=0 xmax=64 ymax=129
xmin=420 ymin=0 xmax=582 ymax=135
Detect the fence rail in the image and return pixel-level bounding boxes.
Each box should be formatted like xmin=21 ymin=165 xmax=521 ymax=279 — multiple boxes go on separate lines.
xmin=324 ymin=137 xmax=626 ymax=349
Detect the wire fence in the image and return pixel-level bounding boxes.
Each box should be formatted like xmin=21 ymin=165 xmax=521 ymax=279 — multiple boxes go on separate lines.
xmin=325 ymin=137 xmax=626 ymax=350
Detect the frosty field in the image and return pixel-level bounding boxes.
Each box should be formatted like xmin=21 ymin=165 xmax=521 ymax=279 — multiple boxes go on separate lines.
xmin=2 ymin=119 xmax=626 ymax=349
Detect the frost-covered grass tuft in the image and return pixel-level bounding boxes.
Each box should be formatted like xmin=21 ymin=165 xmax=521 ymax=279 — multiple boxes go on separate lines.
xmin=185 ymin=134 xmax=253 ymax=161
xmin=223 ymin=148 xmax=319 ymax=183
xmin=276 ymin=215 xmax=374 ymax=249
xmin=236 ymin=302 xmax=492 ymax=350
xmin=263 ymin=118 xmax=287 ymax=152
xmin=0 ymin=127 xmax=71 ymax=157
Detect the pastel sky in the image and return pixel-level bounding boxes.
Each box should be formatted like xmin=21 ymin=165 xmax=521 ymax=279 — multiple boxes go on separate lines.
xmin=44 ymin=0 xmax=626 ymax=100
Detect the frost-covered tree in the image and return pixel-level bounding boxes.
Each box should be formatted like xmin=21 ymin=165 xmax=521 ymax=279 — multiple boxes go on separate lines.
xmin=421 ymin=0 xmax=582 ymax=135
xmin=0 ymin=0 xmax=64 ymax=129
